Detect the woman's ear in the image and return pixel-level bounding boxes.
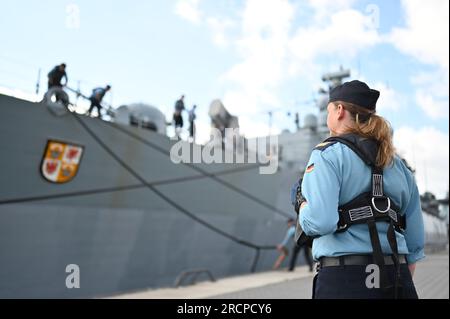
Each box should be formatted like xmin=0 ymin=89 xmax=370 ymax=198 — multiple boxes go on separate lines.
xmin=337 ymin=104 xmax=345 ymax=120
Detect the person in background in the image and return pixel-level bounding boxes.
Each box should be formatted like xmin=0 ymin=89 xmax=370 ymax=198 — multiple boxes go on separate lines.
xmin=188 ymin=104 xmax=197 ymax=142
xmin=288 ymin=238 xmax=313 ymax=272
xmin=87 ymin=85 xmax=111 ymax=119
xmin=173 ymin=95 xmax=185 ymax=138
xmin=47 ymin=63 xmax=67 ymax=90
xmin=273 ymin=218 xmax=314 ymax=271
xmin=273 ymin=218 xmax=295 ymax=270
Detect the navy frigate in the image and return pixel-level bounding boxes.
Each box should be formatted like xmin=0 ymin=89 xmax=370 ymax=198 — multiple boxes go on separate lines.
xmin=0 ymin=69 xmax=447 ymax=298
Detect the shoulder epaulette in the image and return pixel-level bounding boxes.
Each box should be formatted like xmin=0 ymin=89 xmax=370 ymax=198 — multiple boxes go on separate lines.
xmin=314 ymin=140 xmax=338 ymax=151
xmin=315 ymin=134 xmax=378 ymax=167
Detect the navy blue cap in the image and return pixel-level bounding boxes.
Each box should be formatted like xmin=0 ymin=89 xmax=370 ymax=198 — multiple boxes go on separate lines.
xmin=328 ymin=80 xmax=380 ymax=111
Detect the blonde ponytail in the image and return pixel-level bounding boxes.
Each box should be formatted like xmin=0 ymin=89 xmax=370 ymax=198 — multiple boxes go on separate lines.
xmin=333 ymin=101 xmax=395 ymax=168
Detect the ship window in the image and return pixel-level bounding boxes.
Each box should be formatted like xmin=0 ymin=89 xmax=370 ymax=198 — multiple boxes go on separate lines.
xmin=142 ymin=121 xmax=157 ymax=132
xmin=129 ymin=114 xmax=157 ymax=131
xmin=129 ymin=114 xmax=139 ymax=127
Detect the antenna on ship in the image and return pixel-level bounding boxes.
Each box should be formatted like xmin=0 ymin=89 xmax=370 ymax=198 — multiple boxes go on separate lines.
xmin=292 ymin=97 xmax=316 ymax=131
xmin=75 ymin=80 xmax=81 ymax=106
xmin=294 ymin=112 xmax=300 ymax=131
xmin=268 ymin=111 xmax=273 ymax=136
xmin=312 ymin=66 xmax=351 ymax=131
xmin=35 ymin=68 xmax=41 ymax=95
xmin=321 ymin=66 xmax=351 ymax=90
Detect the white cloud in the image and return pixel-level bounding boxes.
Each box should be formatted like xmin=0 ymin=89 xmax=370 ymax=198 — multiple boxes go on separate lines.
xmin=410 ymin=69 xmax=449 ymax=120
xmin=307 ymin=0 xmax=356 ymax=11
xmin=388 ymin=1 xmax=449 ymax=121
xmin=174 ymin=0 xmax=237 ymax=49
xmin=289 ymin=9 xmax=381 ymax=75
xmin=238 ymin=116 xmax=281 ymax=139
xmin=0 ymin=86 xmax=39 ymax=102
xmin=201 ymin=1 xmax=448 ymax=140
xmin=215 ymin=0 xmax=385 ymax=138
xmin=222 ymin=89 xmax=281 ymax=116
xmin=388 ymin=0 xmax=449 ymax=70
xmin=394 ymin=126 xmax=449 ymax=198
xmin=194 ymin=118 xmax=213 ymax=145
xmin=411 ymin=70 xmax=449 ymax=94
xmin=206 ymin=17 xmax=235 ymax=48
xmin=373 ymin=81 xmax=403 ymax=112
xmin=220 ymin=0 xmax=294 ymax=116
xmin=307 ymin=0 xmax=357 ymax=22
xmin=415 ymin=90 xmax=449 ymax=120
xmin=174 ymin=0 xmax=203 ymax=25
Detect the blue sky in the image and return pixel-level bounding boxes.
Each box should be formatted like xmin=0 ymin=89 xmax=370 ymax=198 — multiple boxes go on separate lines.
xmin=0 ymin=0 xmax=448 ymax=197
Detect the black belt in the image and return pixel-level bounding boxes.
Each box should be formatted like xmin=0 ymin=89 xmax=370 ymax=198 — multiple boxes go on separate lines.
xmin=319 ymin=254 xmax=407 ymax=267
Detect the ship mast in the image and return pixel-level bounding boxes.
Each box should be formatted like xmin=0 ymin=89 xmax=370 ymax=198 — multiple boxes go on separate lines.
xmin=316 ymin=67 xmax=351 ymax=133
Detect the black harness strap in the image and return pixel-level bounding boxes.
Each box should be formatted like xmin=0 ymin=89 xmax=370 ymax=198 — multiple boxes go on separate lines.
xmin=387 ymin=220 xmax=402 ymax=298
xmin=325 ymin=135 xmax=377 ymax=167
xmin=321 ymin=134 xmax=405 ymax=298
xmin=367 ymin=219 xmax=389 ymax=288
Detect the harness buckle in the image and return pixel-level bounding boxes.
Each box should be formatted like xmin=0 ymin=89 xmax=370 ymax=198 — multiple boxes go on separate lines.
xmin=371 ymin=196 xmax=391 ymax=213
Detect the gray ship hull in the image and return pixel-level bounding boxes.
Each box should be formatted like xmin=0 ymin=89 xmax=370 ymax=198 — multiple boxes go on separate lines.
xmin=1 ymin=93 xmax=446 ymax=298
xmin=0 ymin=94 xmax=301 ymax=298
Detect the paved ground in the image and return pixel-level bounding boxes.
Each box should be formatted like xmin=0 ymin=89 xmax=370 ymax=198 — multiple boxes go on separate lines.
xmin=414 ymin=252 xmax=449 ymax=299
xmin=111 ymin=251 xmax=448 ymax=299
xmin=210 ymin=252 xmax=449 ymax=299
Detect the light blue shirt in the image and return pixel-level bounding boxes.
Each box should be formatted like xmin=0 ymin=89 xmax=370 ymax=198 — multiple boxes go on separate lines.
xmin=298 ymin=142 xmax=425 ymax=264
xmin=280 ymin=225 xmax=295 ymax=248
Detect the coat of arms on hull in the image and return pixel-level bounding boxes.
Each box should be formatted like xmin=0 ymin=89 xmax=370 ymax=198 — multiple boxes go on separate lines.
xmin=40 ymin=140 xmax=84 ymax=183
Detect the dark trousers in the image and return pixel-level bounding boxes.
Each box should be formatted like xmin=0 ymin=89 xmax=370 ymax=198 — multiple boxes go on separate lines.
xmin=88 ymin=99 xmax=102 ymax=118
xmin=48 ymin=82 xmax=62 ymax=90
xmin=289 ymin=245 xmax=313 ymax=271
xmin=174 ymin=114 xmax=183 ymax=128
xmin=313 ymin=264 xmax=418 ymax=299
xmin=189 ymin=121 xmax=195 ymax=138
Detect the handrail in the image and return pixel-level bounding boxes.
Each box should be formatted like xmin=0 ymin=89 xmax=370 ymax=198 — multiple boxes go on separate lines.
xmin=174 ymin=269 xmax=216 ymax=288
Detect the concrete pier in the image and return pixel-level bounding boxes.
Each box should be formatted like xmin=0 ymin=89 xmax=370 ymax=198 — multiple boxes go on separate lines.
xmin=110 ymin=250 xmax=449 ymax=299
